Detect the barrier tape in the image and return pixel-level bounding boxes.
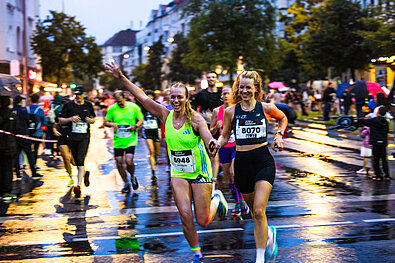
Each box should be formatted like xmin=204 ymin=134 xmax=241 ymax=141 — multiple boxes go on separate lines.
xmin=0 ymin=130 xmax=57 ymax=143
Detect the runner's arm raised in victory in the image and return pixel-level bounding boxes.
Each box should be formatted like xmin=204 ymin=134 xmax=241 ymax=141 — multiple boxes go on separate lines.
xmin=105 ymin=61 xmax=169 ymax=123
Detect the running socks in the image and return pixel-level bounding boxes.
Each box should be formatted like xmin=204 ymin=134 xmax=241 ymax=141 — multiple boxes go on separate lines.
xmin=229 ymin=183 xmax=240 ymax=203
xmin=256 ymin=248 xmax=265 ymax=263
xmin=190 ymin=244 xmax=203 ymax=258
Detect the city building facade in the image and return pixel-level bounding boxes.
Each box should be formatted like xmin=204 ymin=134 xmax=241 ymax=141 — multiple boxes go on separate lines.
xmin=0 ymin=0 xmax=39 ymax=74
xmin=101 ymin=29 xmax=139 ymax=77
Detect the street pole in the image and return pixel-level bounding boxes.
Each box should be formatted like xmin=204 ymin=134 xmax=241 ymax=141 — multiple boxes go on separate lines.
xmin=22 ymin=0 xmax=29 ymax=105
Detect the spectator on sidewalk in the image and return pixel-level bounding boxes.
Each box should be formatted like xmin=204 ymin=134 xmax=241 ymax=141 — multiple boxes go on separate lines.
xmin=342 ymin=86 xmax=353 ymax=115
xmin=11 ymin=95 xmax=42 ymax=180
xmin=322 ymin=82 xmax=336 ymax=121
xmin=358 ymin=106 xmax=390 ymax=181
xmin=357 ymin=124 xmax=372 ymax=176
xmin=0 ymin=94 xmax=20 ymax=201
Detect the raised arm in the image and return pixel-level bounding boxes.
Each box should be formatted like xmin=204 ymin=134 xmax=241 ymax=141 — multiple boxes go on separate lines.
xmin=105 ymin=61 xmax=169 ymax=123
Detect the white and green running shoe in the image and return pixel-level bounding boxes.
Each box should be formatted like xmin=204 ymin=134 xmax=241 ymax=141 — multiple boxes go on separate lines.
xmin=214 ymin=189 xmax=228 ymax=217
xmin=266 ymin=225 xmax=278 ymax=258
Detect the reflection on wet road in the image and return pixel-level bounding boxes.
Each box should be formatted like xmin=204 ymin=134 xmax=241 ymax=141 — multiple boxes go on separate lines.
xmin=0 ymin=121 xmax=394 ymax=262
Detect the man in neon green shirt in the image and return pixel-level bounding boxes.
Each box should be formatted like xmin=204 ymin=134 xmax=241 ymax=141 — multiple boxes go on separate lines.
xmin=105 ymin=91 xmax=144 ymax=193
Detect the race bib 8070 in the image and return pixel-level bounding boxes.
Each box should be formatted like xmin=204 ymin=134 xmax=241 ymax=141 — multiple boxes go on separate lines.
xmin=235 ymin=119 xmax=265 ymax=139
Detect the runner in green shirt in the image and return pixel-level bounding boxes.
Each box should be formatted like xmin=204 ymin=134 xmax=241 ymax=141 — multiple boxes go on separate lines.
xmin=105 ymin=91 xmax=144 ymax=193
xmin=106 ymin=61 xmax=228 ymax=263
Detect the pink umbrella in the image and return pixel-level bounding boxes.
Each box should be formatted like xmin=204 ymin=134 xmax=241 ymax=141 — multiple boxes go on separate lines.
xmin=268 ymin=81 xmax=286 ymax=89
xmin=366 ymin=82 xmax=388 ymax=98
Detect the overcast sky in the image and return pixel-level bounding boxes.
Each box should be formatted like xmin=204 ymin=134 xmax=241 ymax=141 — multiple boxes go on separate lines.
xmin=39 ymin=0 xmax=171 ymax=45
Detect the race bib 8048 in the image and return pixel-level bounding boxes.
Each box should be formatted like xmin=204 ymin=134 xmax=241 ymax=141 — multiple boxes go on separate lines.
xmin=170 ymin=149 xmax=196 ymax=173
xmin=235 ymin=119 xmax=265 ymax=139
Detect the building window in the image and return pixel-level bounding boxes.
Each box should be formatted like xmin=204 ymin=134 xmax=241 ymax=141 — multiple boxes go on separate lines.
xmin=112 ymin=46 xmax=122 ymax=53
xmin=17 ymin=27 xmax=22 ymax=55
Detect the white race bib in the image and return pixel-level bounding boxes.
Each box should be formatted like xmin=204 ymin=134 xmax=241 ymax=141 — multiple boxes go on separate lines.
xmin=143 ymin=119 xmax=158 ymax=129
xmin=72 ymin=121 xmax=88 ymax=133
xmin=235 ymin=119 xmax=265 ymax=139
xmin=116 ymin=126 xmax=131 ymax=138
xmin=170 ymin=150 xmax=196 ymax=173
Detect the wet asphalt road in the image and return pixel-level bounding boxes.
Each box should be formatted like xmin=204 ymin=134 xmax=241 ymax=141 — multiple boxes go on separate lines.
xmin=0 ymin=119 xmax=394 ymax=263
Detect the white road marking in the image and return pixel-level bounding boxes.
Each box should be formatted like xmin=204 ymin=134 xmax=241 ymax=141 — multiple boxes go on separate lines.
xmin=2 ymin=194 xmax=395 ymax=223
xmin=309 ymin=221 xmax=354 ymax=227
xmin=363 ymin=218 xmax=395 ymax=223
xmin=10 ymin=228 xmax=244 ymax=245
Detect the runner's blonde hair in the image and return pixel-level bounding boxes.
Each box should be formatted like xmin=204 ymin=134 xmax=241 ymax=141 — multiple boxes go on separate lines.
xmin=231 ymin=71 xmax=263 ymax=105
xmin=170 ymin=82 xmax=194 ymax=127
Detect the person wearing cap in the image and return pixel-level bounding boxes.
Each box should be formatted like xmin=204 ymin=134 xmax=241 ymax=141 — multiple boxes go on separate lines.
xmin=58 ymin=86 xmax=95 ymax=198
xmin=11 ymin=95 xmax=42 ymax=180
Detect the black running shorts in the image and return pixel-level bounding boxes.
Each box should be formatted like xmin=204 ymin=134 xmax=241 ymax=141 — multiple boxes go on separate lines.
xmin=234 ymin=145 xmax=275 ymax=194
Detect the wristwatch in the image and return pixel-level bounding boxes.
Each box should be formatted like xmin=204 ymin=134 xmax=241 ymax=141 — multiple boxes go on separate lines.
xmin=276 ymin=130 xmax=285 ymax=137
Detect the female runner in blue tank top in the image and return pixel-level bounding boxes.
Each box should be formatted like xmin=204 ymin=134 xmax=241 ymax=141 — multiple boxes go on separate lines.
xmin=215 ymin=71 xmax=288 ymax=263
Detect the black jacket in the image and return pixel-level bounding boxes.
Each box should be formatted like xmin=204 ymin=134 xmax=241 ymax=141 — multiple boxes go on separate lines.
xmin=323 ymin=87 xmax=336 ymax=102
xmin=358 ymin=116 xmax=389 ymax=146
xmin=0 ymin=108 xmax=20 ymax=156
xmin=11 ymin=104 xmax=30 ymax=135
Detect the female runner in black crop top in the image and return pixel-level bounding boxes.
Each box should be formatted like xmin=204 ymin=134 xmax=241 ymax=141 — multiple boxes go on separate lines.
xmin=215 ymin=71 xmax=287 ymax=263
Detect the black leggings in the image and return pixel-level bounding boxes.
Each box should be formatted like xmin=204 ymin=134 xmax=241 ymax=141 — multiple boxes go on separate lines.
xmin=234 ymin=145 xmax=276 ymax=194
xmin=372 ymin=144 xmax=389 ymax=178
xmin=69 ymin=137 xmax=90 ymax=166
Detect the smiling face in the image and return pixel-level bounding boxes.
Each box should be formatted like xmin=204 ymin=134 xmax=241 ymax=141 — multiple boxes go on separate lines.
xmin=170 ymin=86 xmax=188 ymax=112
xmin=207 ymin=72 xmax=218 ymax=87
xmin=238 ymin=77 xmax=256 ymax=102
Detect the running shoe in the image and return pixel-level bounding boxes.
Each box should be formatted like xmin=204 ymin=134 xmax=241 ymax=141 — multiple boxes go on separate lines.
xmin=151 ymin=170 xmax=157 ymax=180
xmin=214 ymin=189 xmax=228 ymax=217
xmin=84 ymin=171 xmax=90 ymax=187
xmin=73 ymin=186 xmax=81 ymax=198
xmin=266 ymin=225 xmax=278 ymax=258
xmin=232 ymin=202 xmax=241 ymax=216
xmin=121 ymin=183 xmax=131 ymax=193
xmin=192 ymin=255 xmax=204 ymax=263
xmin=67 ymin=179 xmax=75 ymax=188
xmin=240 ymin=199 xmax=250 ymax=215
xmin=32 ymin=174 xmax=43 ymax=180
xmin=2 ymin=193 xmax=17 ymax=201
xmin=131 ymin=176 xmax=139 ymax=190
xmin=356 ymin=168 xmax=367 ymax=174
